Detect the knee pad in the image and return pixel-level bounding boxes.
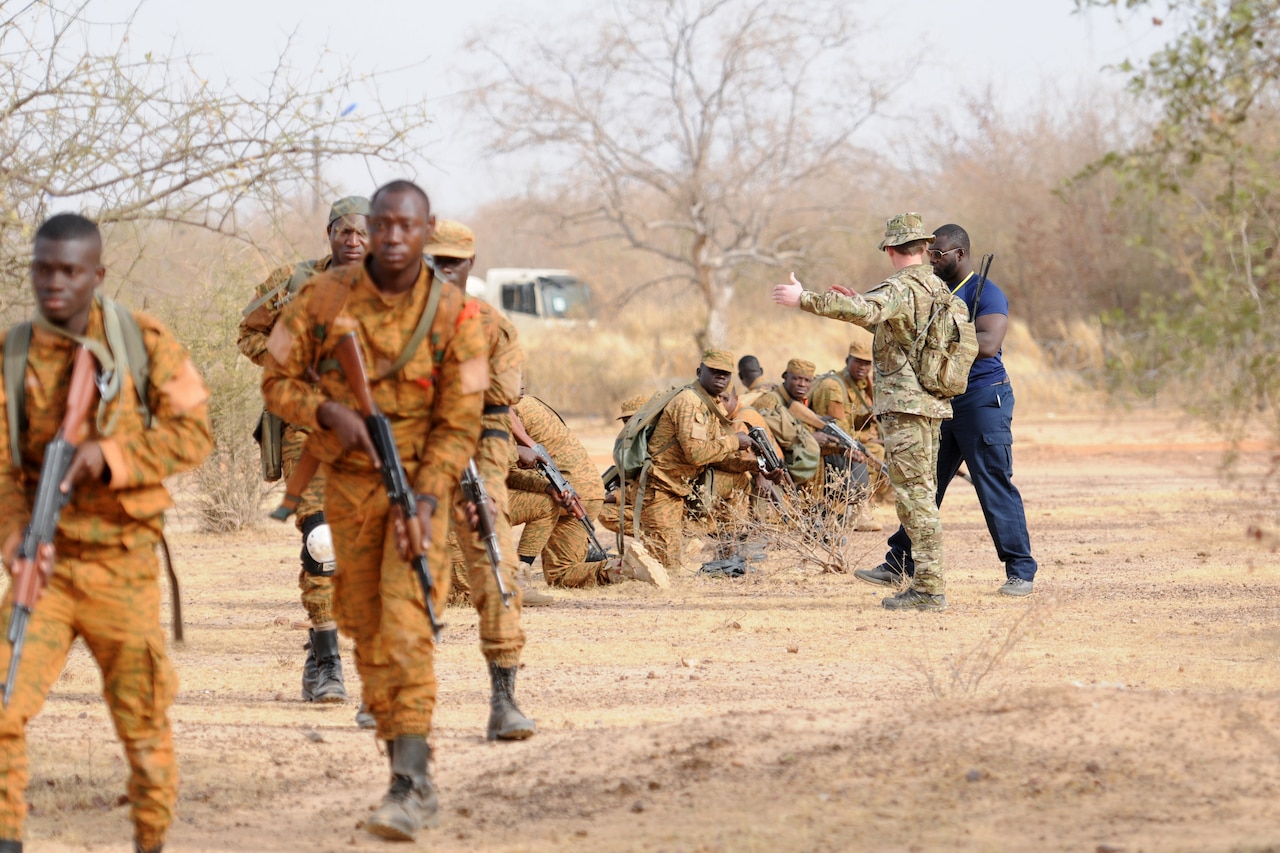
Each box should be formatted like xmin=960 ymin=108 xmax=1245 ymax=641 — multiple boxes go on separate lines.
xmin=300 ymin=513 xmax=336 ymax=577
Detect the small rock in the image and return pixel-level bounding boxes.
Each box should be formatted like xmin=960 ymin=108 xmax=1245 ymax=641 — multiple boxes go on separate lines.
xmin=647 ymin=671 xmax=658 ymax=679
xmin=1096 ymin=845 xmax=1123 ymax=853
xmin=965 ymin=769 xmax=984 ymax=782
xmin=1085 ymin=761 xmax=1102 ymax=774
xmin=648 ymin=780 xmax=661 ymax=791
xmin=680 ymin=657 xmax=698 ymax=668
xmin=786 ymin=645 xmax=799 ymax=654
xmin=631 ymin=800 xmax=646 ymax=813
xmin=303 ymin=729 xmax=325 ymax=743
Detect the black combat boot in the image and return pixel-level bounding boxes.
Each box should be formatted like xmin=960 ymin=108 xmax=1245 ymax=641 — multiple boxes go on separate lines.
xmin=300 ymin=634 xmax=318 ymax=701
xmin=365 ymin=735 xmax=439 ymax=841
xmin=309 ymin=627 xmax=346 ymax=703
xmin=487 ymin=661 xmax=536 ymax=741
xmin=0 ymin=838 xmax=21 ymax=852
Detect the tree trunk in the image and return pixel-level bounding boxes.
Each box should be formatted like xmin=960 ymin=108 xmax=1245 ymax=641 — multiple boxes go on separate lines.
xmin=696 ymin=269 xmax=734 ymax=352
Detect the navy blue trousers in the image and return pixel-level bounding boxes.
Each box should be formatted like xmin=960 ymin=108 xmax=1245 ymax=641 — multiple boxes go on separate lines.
xmin=883 ymin=382 xmax=1037 ymax=581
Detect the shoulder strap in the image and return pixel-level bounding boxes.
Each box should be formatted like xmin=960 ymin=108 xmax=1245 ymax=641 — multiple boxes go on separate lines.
xmin=526 ymin=395 xmax=567 ymax=426
xmin=4 ymin=322 xmax=32 ymax=467
xmin=240 ymin=259 xmax=321 ymax=318
xmin=102 ymin=296 xmax=151 ymax=427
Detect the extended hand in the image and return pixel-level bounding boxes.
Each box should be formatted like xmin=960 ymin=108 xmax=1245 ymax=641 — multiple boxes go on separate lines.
xmin=771 ymin=272 xmax=804 ymax=308
xmin=59 ymin=441 xmax=106 ymax=492
xmin=318 ymin=402 xmax=380 ymax=467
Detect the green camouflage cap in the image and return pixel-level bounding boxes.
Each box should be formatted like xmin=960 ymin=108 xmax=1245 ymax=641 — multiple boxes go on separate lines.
xmin=328 ymin=195 xmax=371 ymax=227
xmin=701 ymin=348 xmax=735 ymax=373
xmin=877 ymin=212 xmax=935 ymax=251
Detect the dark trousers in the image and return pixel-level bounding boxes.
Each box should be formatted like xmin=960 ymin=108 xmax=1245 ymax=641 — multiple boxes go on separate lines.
xmin=884 ymin=382 xmax=1037 ymax=581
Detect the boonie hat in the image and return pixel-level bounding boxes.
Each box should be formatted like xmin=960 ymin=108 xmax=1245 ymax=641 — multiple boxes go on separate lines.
xmin=328 ymin=196 xmax=370 ymax=227
xmin=877 ymin=212 xmax=935 ymax=251
xmin=425 ymin=220 xmax=476 ymax=259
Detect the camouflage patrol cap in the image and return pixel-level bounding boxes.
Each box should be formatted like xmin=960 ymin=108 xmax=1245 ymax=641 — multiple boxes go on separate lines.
xmin=784 ymin=358 xmax=816 ymax=379
xmin=848 ymin=331 xmax=872 ymax=361
xmin=425 ymin=219 xmax=476 ymax=259
xmin=618 ymin=392 xmax=650 ymax=420
xmin=701 ymin=348 xmax=735 ymax=373
xmin=328 ymin=196 xmax=370 ymax=227
xmin=877 ymin=212 xmax=935 ymax=251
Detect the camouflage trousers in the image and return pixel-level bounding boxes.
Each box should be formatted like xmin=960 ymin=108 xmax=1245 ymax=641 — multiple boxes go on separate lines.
xmin=0 ymin=544 xmax=177 ymax=850
xmin=508 ymin=490 xmax=609 ymax=588
xmin=282 ymin=424 xmax=333 ymax=626
xmin=638 ymin=485 xmax=687 ymax=571
xmin=881 ymin=412 xmax=944 ymax=595
xmin=326 ymin=470 xmax=449 ymax=741
xmin=445 ymin=474 xmax=525 ymax=668
xmin=598 ymin=483 xmax=636 ymax=537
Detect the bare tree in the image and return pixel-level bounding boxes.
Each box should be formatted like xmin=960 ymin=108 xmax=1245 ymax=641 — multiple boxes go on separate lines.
xmin=0 ymin=0 xmax=431 ymax=317
xmin=475 ymin=0 xmax=895 ymax=349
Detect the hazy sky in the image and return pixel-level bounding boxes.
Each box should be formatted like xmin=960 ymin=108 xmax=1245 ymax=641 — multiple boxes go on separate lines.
xmin=95 ymin=0 xmax=1169 ymax=216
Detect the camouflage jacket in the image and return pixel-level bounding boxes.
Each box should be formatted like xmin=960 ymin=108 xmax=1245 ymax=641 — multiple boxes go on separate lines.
xmin=261 ymin=261 xmax=487 ymax=503
xmin=238 ymin=255 xmax=334 ymax=368
xmin=810 ymin=368 xmax=879 ymax=444
xmin=753 ymin=385 xmax=820 ymax=458
xmin=507 ymin=395 xmax=604 ymax=504
xmin=798 ymin=264 xmax=952 ymax=420
xmin=717 ymin=403 xmax=777 ymax=473
xmin=646 ymin=384 xmax=738 ymax=497
xmin=0 ymin=300 xmax=212 ymax=553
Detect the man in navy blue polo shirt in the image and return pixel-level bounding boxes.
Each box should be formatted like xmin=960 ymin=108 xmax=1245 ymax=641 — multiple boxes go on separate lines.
xmin=854 ymin=223 xmax=1038 ymax=596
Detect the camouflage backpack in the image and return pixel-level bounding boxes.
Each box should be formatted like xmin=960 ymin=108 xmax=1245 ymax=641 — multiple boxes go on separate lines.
xmin=910 ymin=280 xmax=979 ymax=400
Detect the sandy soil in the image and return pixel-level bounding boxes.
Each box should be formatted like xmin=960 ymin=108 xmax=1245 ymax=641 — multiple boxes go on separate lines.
xmin=16 ymin=409 xmax=1280 ymax=853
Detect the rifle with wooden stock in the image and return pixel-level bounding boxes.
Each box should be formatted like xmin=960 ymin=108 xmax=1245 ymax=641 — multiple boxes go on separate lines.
xmin=332 ymin=332 xmax=444 ymax=640
xmin=509 ymin=410 xmax=609 ymax=558
xmin=459 ymin=459 xmax=514 ymax=607
xmin=4 ymin=345 xmax=97 ymax=706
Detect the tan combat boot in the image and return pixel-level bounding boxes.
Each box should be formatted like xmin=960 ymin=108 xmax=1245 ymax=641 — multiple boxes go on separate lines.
xmin=365 ymin=736 xmax=440 ymax=841
xmin=517 ymin=565 xmax=555 ymax=606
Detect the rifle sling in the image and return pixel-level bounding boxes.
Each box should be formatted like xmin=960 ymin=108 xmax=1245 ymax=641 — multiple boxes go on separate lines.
xmin=158 ymin=533 xmax=184 ymax=643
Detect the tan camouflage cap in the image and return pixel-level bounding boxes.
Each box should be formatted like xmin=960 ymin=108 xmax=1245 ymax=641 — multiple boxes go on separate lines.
xmin=425 ymin=219 xmax=476 ymax=259
xmin=618 ymin=392 xmax=650 ymax=420
xmin=328 ymin=196 xmax=370 ymax=227
xmin=848 ymin=331 xmax=872 ymax=361
xmin=701 ymin=348 xmax=735 ymax=373
xmin=785 ymin=358 xmax=816 ymax=379
xmin=877 ymin=212 xmax=935 ymax=251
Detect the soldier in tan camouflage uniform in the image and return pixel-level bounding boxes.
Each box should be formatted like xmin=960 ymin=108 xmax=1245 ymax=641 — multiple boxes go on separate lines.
xmin=0 ymin=213 xmax=213 ymax=853
xmin=737 ymin=355 xmax=773 ymax=409
xmin=638 ymin=349 xmax=753 ymax=571
xmin=426 ymin=220 xmax=539 ymax=741
xmin=238 ymin=196 xmax=370 ymax=705
xmin=752 ymin=358 xmax=826 ymax=486
xmin=598 ymin=393 xmax=649 ymax=536
xmin=508 ymin=395 xmax=611 ymax=587
xmin=263 ymin=181 xmax=487 ymax=841
xmin=809 ymin=335 xmax=885 ymax=530
xmin=773 ymin=212 xmax=953 ymax=611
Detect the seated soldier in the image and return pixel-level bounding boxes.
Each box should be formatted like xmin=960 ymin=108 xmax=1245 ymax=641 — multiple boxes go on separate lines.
xmin=810 ymin=335 xmax=885 ymax=531
xmin=751 ymin=358 xmax=826 ymax=486
xmin=599 ymin=393 xmax=650 ymax=537
xmin=507 ymin=394 xmax=611 ymax=588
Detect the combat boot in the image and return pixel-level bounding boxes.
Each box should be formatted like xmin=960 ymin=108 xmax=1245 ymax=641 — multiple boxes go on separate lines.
xmin=355 ymin=703 xmax=376 ymax=729
xmin=487 ymin=660 xmax=536 ymax=741
xmin=881 ymin=588 xmax=947 ymax=612
xmin=309 ymin=627 xmax=347 ymax=703
xmin=365 ymin=735 xmax=439 ymax=841
xmin=135 ymin=842 xmax=163 ymax=853
xmin=0 ymin=838 xmax=22 ymax=852
xmin=300 ymin=636 xmax=319 ymax=701
xmin=517 ymin=566 xmax=555 ymax=607
xmin=853 ymin=562 xmax=905 ymax=588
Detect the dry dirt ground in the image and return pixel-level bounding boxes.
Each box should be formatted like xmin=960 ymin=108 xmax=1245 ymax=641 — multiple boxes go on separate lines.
xmin=17 ymin=409 xmax=1280 ymax=853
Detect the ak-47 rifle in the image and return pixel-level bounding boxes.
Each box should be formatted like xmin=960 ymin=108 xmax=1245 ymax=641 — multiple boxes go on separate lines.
xmin=332 ymin=332 xmax=444 ymax=640
xmin=459 ymin=459 xmax=513 ymax=607
xmin=5 ymin=345 xmax=97 ymax=706
xmin=509 ymin=411 xmax=609 ymax=558
xmin=745 ymin=425 xmax=794 ymax=522
xmin=818 ymin=420 xmax=890 ymax=479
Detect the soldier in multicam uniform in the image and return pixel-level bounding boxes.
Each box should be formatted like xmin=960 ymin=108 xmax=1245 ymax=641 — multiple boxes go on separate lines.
xmin=773 ymin=212 xmax=953 ymax=611
xmin=637 ymin=349 xmax=753 ymax=572
xmin=238 ymin=196 xmax=371 ymax=705
xmin=425 ymin=220 xmax=539 ymax=740
xmin=0 ymin=213 xmax=213 ymax=853
xmin=809 ymin=334 xmax=885 ymax=531
xmin=263 ymin=181 xmax=487 ymax=841
xmin=508 ymin=394 xmax=611 ymax=587
xmin=751 ymin=359 xmax=826 ymax=486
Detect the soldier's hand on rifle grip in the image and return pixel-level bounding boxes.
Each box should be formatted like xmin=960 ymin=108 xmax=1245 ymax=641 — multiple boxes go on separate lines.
xmin=392 ymin=500 xmax=434 ymax=561
xmin=463 ymin=497 xmax=496 ymax=531
xmin=736 ymin=433 xmax=754 ymax=452
xmin=4 ymin=541 xmax=55 ymax=601
xmin=59 ymin=441 xmax=107 ymax=492
xmin=543 ymin=483 xmax=573 ymax=510
xmin=514 ymin=446 xmax=539 ymax=470
xmin=813 ymin=431 xmax=834 ymax=448
xmin=317 ymin=401 xmax=380 ymax=467
xmin=762 ymin=466 xmax=785 ymax=484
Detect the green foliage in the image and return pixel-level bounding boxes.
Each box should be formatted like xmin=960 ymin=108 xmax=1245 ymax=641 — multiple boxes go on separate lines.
xmin=1076 ymin=0 xmax=1280 ymax=453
